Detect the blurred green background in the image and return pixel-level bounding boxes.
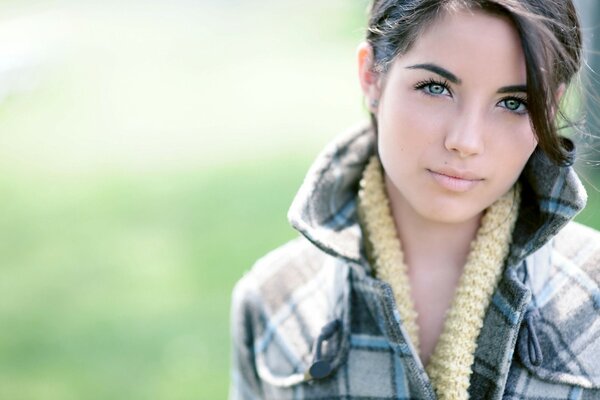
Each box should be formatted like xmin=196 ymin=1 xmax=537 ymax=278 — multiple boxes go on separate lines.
xmin=0 ymin=0 xmax=599 ymax=399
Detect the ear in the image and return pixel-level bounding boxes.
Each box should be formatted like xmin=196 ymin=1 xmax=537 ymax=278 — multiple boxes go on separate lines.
xmin=357 ymin=42 xmax=381 ymax=112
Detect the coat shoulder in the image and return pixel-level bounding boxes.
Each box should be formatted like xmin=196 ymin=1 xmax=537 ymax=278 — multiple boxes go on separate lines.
xmin=231 ymin=235 xmax=350 ymax=334
xmin=553 ymin=220 xmax=600 ymax=279
xmin=516 ymin=221 xmax=600 ymax=389
xmin=233 ymin=236 xmax=337 ymax=303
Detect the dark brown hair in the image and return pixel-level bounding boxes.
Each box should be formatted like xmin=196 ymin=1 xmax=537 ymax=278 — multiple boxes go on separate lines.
xmin=366 ymin=0 xmax=582 ymax=165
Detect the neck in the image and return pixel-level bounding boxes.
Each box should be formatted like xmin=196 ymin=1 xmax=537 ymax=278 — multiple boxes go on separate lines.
xmin=384 ymin=176 xmax=483 ymax=272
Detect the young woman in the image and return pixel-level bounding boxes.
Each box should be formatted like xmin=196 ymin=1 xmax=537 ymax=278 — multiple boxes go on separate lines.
xmin=230 ymin=1 xmax=600 ymax=399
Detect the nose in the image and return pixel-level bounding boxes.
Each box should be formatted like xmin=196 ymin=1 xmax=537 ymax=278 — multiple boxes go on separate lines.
xmin=444 ymin=110 xmax=485 ymax=158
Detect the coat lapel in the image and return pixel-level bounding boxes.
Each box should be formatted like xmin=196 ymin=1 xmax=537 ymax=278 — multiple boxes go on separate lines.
xmin=468 ymin=264 xmax=531 ymax=399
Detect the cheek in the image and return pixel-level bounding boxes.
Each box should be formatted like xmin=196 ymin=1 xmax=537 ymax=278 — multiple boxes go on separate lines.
xmin=507 ymin=122 xmax=537 ymax=159
xmin=490 ymin=119 xmax=537 ymax=174
xmin=378 ymin=96 xmax=446 ymax=151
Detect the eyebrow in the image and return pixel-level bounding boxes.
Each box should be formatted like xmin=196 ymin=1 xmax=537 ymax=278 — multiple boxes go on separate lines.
xmin=406 ymin=63 xmax=461 ymax=84
xmin=406 ymin=63 xmax=527 ymax=94
xmin=497 ymin=85 xmax=527 ymax=94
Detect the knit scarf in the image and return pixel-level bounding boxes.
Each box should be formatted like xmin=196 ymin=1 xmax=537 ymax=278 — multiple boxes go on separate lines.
xmin=357 ymin=156 xmax=520 ymax=400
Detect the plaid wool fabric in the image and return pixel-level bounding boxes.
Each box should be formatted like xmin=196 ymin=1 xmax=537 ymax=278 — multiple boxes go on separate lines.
xmin=230 ymin=123 xmax=600 ymax=400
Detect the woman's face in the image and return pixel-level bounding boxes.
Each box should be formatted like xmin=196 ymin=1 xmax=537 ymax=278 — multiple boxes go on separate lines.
xmin=360 ymin=9 xmax=537 ymax=225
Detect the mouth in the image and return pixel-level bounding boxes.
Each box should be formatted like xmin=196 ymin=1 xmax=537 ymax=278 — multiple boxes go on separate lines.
xmin=427 ymin=169 xmax=484 ymax=192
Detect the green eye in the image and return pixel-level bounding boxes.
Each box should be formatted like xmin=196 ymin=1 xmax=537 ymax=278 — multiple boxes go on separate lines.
xmin=499 ymin=97 xmax=527 ymax=113
xmin=426 ymin=84 xmax=447 ymax=95
xmin=505 ymin=99 xmax=520 ymax=110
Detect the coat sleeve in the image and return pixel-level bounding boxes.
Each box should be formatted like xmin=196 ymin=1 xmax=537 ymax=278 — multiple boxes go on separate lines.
xmin=229 ymin=276 xmax=264 ymax=400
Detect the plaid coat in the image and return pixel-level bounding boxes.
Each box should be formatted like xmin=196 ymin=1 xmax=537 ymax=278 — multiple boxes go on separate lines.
xmin=230 ymin=123 xmax=600 ymax=400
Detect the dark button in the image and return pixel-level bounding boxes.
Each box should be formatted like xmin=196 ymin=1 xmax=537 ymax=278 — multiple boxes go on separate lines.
xmin=560 ymin=136 xmax=576 ymax=167
xmin=308 ymin=360 xmax=333 ymax=380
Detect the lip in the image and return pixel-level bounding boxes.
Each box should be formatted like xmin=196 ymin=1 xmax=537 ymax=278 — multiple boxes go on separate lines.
xmin=427 ymin=168 xmax=484 ymax=192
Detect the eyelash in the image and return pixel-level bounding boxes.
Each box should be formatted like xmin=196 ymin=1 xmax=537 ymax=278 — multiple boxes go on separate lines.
xmin=413 ymin=79 xmax=528 ymax=115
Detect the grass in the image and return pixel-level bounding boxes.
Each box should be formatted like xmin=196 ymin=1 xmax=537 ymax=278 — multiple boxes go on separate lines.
xmin=0 ymin=156 xmax=311 ymax=399
xmin=0 ymin=0 xmax=371 ymax=397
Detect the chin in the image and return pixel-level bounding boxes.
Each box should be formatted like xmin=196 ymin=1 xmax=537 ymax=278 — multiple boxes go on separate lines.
xmin=415 ymin=203 xmax=484 ymax=225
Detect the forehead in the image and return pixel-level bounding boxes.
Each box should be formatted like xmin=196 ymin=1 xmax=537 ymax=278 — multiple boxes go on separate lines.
xmin=394 ymin=9 xmax=526 ymax=84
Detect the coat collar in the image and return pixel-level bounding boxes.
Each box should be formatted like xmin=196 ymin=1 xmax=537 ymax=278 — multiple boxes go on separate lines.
xmin=288 ymin=122 xmax=587 ymax=268
xmin=287 ymin=122 xmax=375 ymax=266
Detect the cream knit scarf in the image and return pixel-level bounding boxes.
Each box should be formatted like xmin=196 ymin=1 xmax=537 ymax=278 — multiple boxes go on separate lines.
xmin=357 ymin=156 xmax=520 ymax=400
